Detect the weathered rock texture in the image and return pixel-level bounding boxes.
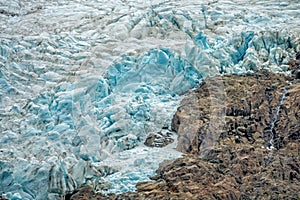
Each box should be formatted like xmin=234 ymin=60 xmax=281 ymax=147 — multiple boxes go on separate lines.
xmin=70 ymin=71 xmax=300 ymax=200
xmin=173 ymin=71 xmax=296 ymax=155
xmin=144 ymin=130 xmax=174 ymax=148
xmin=289 ymin=52 xmax=300 ymax=79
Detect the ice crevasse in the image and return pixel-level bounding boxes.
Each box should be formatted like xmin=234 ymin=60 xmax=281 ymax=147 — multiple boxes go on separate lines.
xmin=0 ymin=45 xmax=202 ymax=199
xmin=0 ymin=31 xmax=300 ymax=199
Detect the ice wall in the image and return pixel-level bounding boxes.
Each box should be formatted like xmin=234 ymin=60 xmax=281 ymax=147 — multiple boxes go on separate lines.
xmin=0 ymin=47 xmax=202 ymax=199
xmin=1 ymin=30 xmax=299 ymax=200
xmin=1 ymin=0 xmax=300 ymax=199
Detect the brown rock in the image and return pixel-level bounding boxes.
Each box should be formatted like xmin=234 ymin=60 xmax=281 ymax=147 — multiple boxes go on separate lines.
xmin=173 ymin=71 xmax=290 ymax=155
xmin=288 ymin=52 xmax=300 ymax=71
xmin=274 ymin=82 xmax=300 ymax=151
xmin=69 ymin=186 xmax=93 ymax=200
xmin=70 ymin=71 xmax=300 ymax=200
xmin=144 ymin=131 xmax=174 ymax=147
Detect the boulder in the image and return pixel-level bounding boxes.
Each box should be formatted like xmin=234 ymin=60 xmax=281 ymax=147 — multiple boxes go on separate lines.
xmin=144 ymin=130 xmax=174 ymax=147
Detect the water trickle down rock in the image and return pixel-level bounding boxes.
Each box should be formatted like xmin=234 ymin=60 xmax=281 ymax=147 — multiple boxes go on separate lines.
xmin=172 ymin=71 xmax=290 ymax=155
xmin=263 ymin=86 xmax=289 ymax=150
xmin=69 ymin=71 xmax=300 ymax=200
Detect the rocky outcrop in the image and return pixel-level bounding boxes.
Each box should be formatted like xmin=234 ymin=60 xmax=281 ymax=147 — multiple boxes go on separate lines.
xmin=167 ymin=70 xmax=300 ymax=198
xmin=172 ymin=71 xmax=296 ymax=155
xmin=70 ymin=71 xmax=300 ymax=199
xmin=289 ymin=52 xmax=300 ymax=79
xmin=144 ymin=130 xmax=174 ymax=148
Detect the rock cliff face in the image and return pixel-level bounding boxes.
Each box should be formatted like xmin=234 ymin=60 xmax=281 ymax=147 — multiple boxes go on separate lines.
xmin=172 ymin=71 xmax=295 ymax=155
xmin=69 ymin=70 xmax=300 ymax=200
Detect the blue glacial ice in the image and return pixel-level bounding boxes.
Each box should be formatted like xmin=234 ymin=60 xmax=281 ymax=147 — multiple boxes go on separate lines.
xmin=0 ymin=47 xmax=202 ymax=199
xmin=1 ymin=0 xmax=300 ymax=199
xmin=1 ymin=30 xmax=299 ymax=199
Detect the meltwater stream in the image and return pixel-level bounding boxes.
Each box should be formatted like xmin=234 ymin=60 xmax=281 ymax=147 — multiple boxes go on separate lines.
xmin=264 ymin=86 xmax=289 ymax=150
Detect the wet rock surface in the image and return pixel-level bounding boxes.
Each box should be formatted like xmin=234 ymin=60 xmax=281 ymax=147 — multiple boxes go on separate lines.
xmin=70 ymin=71 xmax=300 ymax=199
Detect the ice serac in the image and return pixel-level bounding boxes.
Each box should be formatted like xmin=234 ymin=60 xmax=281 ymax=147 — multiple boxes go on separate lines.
xmin=1 ymin=30 xmax=300 ymax=199
xmin=68 ymin=71 xmax=300 ymax=199
xmin=91 ymin=48 xmax=202 ymax=152
xmin=186 ymin=31 xmax=299 ymax=77
xmin=0 ymin=48 xmax=200 ymax=199
xmin=1 ymin=0 xmax=300 ymax=198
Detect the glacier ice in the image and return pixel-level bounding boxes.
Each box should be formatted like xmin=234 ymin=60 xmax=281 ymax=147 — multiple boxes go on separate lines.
xmin=1 ymin=0 xmax=300 ymax=199
xmin=1 ymin=31 xmax=299 ymax=199
xmin=0 ymin=47 xmax=202 ymax=199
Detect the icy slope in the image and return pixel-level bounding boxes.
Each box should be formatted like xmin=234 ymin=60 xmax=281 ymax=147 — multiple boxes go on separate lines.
xmin=0 ymin=0 xmax=300 ymax=199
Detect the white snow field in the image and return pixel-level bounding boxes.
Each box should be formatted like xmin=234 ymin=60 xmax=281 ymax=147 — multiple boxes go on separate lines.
xmin=0 ymin=0 xmax=299 ymax=199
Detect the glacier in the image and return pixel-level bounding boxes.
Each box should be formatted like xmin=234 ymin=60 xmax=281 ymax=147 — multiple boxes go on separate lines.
xmin=0 ymin=0 xmax=300 ymax=199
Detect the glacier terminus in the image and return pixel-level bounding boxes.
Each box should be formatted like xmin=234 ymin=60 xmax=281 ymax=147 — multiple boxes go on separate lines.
xmin=0 ymin=0 xmax=299 ymax=199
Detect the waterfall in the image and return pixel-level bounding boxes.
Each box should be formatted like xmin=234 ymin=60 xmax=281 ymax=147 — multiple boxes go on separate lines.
xmin=265 ymin=86 xmax=288 ymax=150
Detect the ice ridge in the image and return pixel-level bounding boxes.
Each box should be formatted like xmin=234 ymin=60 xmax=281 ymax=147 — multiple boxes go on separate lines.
xmin=0 ymin=31 xmax=299 ymax=199
xmin=0 ymin=48 xmax=201 ymax=199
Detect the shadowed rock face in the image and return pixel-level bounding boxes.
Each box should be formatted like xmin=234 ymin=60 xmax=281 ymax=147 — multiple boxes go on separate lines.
xmin=69 ymin=71 xmax=300 ymax=200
